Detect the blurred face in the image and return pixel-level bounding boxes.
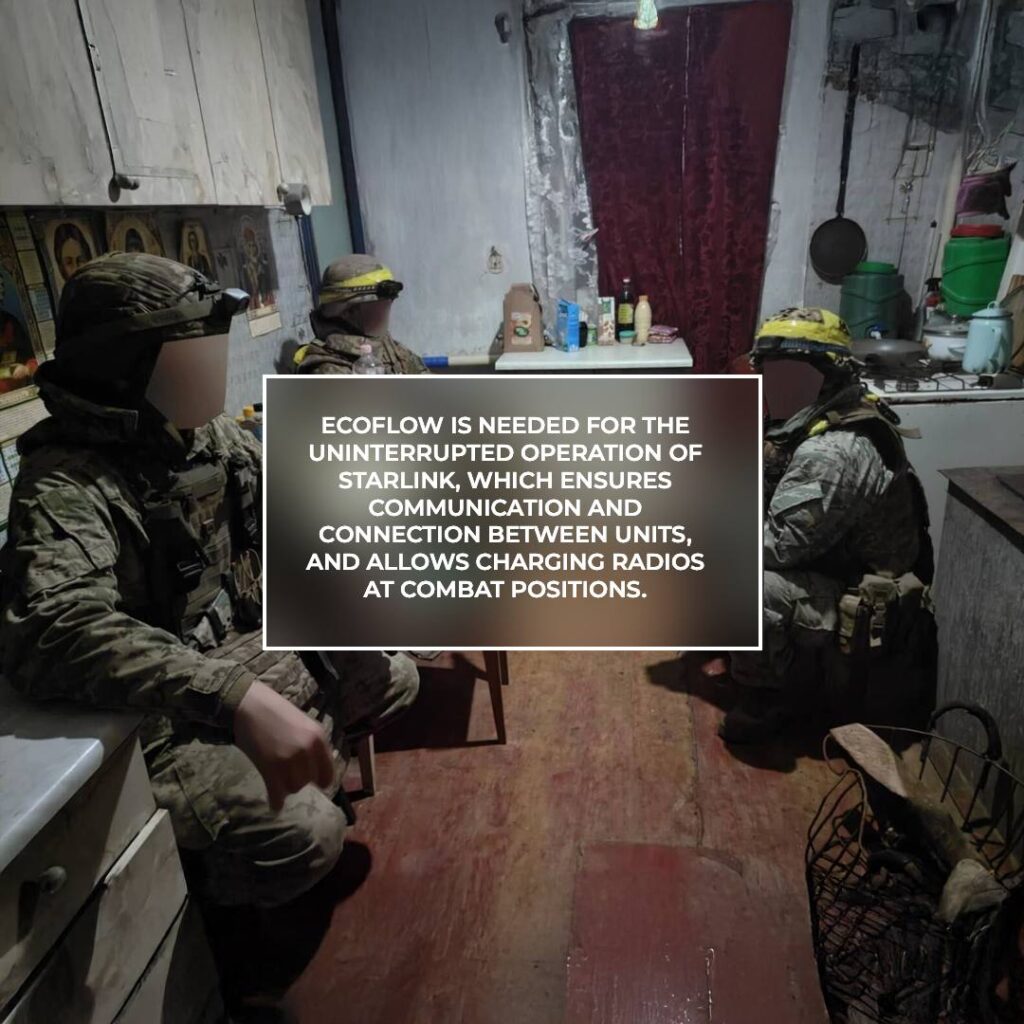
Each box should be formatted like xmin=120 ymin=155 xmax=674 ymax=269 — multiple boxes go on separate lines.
xmin=145 ymin=333 xmax=230 ymax=429
xmin=761 ymin=358 xmax=825 ymax=422
xmin=348 ymin=298 xmax=393 ymax=338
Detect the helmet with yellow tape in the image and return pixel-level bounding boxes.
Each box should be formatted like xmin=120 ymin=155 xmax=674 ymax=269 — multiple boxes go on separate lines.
xmin=751 ymin=307 xmax=856 ymax=370
xmin=309 ymin=254 xmax=403 ymax=346
xmin=315 ymin=254 xmax=402 ymax=320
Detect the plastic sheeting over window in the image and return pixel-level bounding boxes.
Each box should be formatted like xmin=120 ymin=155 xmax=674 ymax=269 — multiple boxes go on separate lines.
xmin=520 ymin=1 xmax=684 ymax=329
xmin=521 ymin=2 xmax=600 ymax=332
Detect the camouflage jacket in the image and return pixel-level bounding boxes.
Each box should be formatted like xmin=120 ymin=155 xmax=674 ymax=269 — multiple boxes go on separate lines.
xmin=0 ymin=367 xmax=261 ymax=731
xmin=294 ymin=331 xmax=428 ymax=375
xmin=764 ymin=391 xmax=928 ymax=582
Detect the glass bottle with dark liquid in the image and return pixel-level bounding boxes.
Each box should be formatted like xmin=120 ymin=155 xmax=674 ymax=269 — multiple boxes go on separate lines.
xmin=616 ymin=277 xmax=636 ymax=341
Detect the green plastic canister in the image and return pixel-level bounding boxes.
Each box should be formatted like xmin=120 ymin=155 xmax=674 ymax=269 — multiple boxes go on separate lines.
xmin=941 ymin=227 xmax=1010 ymax=317
xmin=839 ymin=261 xmax=904 ymax=338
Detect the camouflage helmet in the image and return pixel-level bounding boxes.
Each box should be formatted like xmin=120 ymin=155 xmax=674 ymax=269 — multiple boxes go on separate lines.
xmin=54 ymin=252 xmax=248 ymax=395
xmin=313 ymin=254 xmax=402 ymax=334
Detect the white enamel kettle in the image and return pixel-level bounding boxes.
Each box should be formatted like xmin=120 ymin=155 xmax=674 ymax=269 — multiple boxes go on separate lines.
xmin=962 ymin=302 xmax=1013 ymax=375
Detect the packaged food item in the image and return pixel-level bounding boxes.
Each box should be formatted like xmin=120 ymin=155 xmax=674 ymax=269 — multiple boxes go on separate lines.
xmin=598 ymin=297 xmax=616 ymax=345
xmin=556 ymin=299 xmax=581 ymax=352
xmin=503 ymin=283 xmax=544 ymax=352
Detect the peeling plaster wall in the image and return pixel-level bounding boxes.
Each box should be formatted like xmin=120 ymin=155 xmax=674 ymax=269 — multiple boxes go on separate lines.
xmin=804 ymin=87 xmax=963 ymax=315
xmin=338 ymin=0 xmax=534 ymax=357
xmin=758 ymin=0 xmax=831 ymax=320
xmin=770 ymin=0 xmax=978 ymax=319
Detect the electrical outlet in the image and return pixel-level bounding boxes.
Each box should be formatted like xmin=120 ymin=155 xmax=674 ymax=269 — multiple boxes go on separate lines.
xmin=487 ymin=246 xmax=504 ymax=274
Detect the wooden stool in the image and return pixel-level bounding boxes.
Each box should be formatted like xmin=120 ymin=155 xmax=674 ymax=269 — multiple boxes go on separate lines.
xmin=353 ymin=651 xmax=509 ymax=796
xmin=481 ymin=650 xmax=509 ymax=745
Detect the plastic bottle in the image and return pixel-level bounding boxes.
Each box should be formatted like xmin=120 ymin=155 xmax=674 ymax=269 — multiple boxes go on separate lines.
xmin=634 ymin=296 xmax=652 ymax=345
xmin=353 ymin=343 xmax=386 ymax=375
xmin=616 ymin=278 xmax=635 ymax=341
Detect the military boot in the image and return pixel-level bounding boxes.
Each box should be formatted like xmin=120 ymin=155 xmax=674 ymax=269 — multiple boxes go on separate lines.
xmin=718 ymin=688 xmax=795 ymax=745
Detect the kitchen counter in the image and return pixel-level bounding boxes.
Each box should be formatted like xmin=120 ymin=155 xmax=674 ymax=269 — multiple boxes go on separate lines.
xmin=864 ymin=375 xmax=1024 ymax=558
xmin=942 ymin=465 xmax=1024 ymax=547
xmin=495 ymin=338 xmax=692 ymax=372
xmin=934 ymin=465 xmax=1024 ymax=779
xmin=0 ymin=682 xmax=222 ymax=1023
xmin=0 ymin=682 xmax=139 ymax=874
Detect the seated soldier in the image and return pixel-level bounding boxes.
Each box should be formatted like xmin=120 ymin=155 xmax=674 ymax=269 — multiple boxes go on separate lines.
xmin=294 ymin=254 xmax=428 ymax=374
xmin=722 ymin=307 xmax=934 ymax=744
xmin=0 ymin=252 xmax=419 ymax=907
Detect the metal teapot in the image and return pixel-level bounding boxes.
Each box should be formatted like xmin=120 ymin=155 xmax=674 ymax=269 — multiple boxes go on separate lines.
xmin=962 ymin=302 xmax=1013 ymax=375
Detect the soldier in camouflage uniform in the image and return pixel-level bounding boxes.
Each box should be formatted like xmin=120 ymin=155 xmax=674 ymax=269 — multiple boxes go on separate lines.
xmin=722 ymin=307 xmax=934 ymax=744
xmin=294 ymin=254 xmax=428 ymax=375
xmin=0 ymin=252 xmax=419 ymax=907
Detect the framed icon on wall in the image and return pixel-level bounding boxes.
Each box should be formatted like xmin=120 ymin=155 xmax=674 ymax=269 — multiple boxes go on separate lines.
xmin=31 ymin=212 xmax=105 ymax=303
xmin=105 ymin=212 xmax=165 ymax=259
xmin=179 ymin=220 xmax=215 ymax=279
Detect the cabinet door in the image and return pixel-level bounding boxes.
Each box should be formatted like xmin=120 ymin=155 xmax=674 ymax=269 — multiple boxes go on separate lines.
xmin=1 ymin=810 xmax=186 ymax=1024
xmin=78 ymin=0 xmax=216 ymax=205
xmin=0 ymin=0 xmax=112 ymax=205
xmin=0 ymin=739 xmax=154 ymax=1011
xmin=254 ymin=0 xmax=331 ymax=206
xmin=182 ymin=0 xmax=281 ymax=205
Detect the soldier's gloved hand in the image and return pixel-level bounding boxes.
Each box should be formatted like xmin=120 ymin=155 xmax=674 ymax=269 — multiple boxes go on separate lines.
xmin=233 ymin=681 xmax=335 ymax=811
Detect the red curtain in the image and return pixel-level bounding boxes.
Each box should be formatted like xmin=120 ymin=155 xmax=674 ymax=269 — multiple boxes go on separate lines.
xmin=570 ymin=2 xmax=792 ymax=372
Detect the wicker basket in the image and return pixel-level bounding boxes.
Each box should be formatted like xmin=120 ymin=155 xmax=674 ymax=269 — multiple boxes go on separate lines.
xmin=806 ymin=704 xmax=1024 ymax=1023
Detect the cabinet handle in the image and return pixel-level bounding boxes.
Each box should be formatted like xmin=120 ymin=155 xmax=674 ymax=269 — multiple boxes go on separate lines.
xmin=36 ymin=866 xmax=68 ymax=895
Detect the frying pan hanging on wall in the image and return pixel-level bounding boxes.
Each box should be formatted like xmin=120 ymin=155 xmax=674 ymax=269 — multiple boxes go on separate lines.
xmin=810 ymin=44 xmax=868 ymax=283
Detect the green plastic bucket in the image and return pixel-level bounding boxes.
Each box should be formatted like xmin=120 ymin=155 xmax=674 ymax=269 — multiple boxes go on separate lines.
xmin=941 ymin=233 xmax=1010 ymax=317
xmin=839 ymin=261 xmax=904 ymax=338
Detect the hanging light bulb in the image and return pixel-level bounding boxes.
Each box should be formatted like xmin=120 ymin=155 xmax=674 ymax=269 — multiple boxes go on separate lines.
xmin=635 ymin=0 xmax=658 ymax=30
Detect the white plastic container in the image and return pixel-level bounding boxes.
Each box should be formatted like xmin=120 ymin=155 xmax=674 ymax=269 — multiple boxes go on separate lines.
xmin=353 ymin=343 xmax=386 ymax=375
xmin=634 ymin=296 xmax=652 ymax=346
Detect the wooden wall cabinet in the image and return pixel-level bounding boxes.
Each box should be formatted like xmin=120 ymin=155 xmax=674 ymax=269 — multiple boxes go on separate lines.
xmin=79 ymin=0 xmax=217 ymax=205
xmin=0 ymin=0 xmax=113 ymax=206
xmin=0 ymin=0 xmax=332 ymax=208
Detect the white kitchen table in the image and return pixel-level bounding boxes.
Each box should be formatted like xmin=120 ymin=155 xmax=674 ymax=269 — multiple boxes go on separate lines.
xmin=495 ymin=339 xmax=693 ymax=372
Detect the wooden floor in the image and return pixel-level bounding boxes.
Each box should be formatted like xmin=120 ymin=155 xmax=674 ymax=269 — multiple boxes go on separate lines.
xmin=214 ymin=652 xmax=836 ymax=1023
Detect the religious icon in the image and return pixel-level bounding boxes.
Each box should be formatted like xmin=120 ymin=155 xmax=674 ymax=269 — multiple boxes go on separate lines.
xmin=180 ymin=220 xmax=214 ymax=278
xmin=0 ymin=216 xmax=48 ymax=405
xmin=105 ymin=212 xmax=165 ymax=258
xmin=33 ymin=214 xmax=104 ymax=301
xmin=236 ymin=214 xmax=277 ymax=311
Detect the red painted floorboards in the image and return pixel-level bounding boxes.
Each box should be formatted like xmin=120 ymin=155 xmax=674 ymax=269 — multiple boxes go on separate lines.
xmin=216 ymin=653 xmax=833 ymax=1023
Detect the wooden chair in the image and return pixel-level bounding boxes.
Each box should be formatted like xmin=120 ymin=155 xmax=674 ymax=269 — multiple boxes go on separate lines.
xmin=354 ymin=650 xmax=509 ymax=796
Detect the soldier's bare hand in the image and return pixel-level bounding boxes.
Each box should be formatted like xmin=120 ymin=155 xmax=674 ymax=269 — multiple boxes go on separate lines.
xmin=233 ymin=681 xmax=335 ymax=810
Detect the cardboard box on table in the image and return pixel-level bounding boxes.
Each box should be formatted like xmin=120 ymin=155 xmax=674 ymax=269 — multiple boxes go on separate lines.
xmin=503 ymin=284 xmax=544 ymax=353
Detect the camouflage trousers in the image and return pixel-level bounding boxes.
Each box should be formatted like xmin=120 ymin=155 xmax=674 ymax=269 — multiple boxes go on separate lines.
xmin=731 ymin=569 xmax=842 ymax=690
xmin=148 ymin=636 xmax=419 ymax=908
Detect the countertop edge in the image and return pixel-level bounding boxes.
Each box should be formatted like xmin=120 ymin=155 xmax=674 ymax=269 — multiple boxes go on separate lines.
xmin=0 ymin=687 xmax=141 ymax=874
